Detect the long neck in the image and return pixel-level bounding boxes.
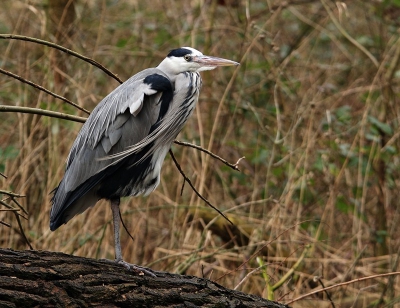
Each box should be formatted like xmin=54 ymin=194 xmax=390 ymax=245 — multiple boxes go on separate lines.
xmin=154 ymin=72 xmax=202 ymax=146
xmin=170 ymin=71 xmax=201 ymax=131
xmin=157 ymin=57 xmax=181 ymax=83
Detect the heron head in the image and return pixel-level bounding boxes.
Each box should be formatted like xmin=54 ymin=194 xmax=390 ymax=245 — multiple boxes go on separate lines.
xmin=158 ymin=47 xmax=239 ymax=77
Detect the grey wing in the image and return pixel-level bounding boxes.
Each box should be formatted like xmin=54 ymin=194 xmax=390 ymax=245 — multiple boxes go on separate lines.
xmin=50 ymin=68 xmax=173 ymax=230
xmin=106 ymin=71 xmax=201 ymax=165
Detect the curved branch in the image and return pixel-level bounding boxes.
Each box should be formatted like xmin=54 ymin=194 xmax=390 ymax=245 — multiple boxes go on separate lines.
xmin=0 ymin=191 xmax=32 ymax=249
xmin=169 ymin=149 xmax=233 ymax=225
xmin=174 ymin=140 xmax=244 ymax=171
xmin=0 ymin=67 xmax=90 ymax=114
xmin=0 ymin=105 xmax=87 ymax=123
xmin=0 ymin=34 xmax=123 ymax=84
xmin=287 ymin=271 xmax=400 ymax=305
xmin=0 ymin=190 xmax=25 ymax=198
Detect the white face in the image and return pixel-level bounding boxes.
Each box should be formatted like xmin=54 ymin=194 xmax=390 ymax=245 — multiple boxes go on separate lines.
xmin=157 ymin=47 xmax=239 ymax=77
xmin=178 ymin=47 xmax=217 ymax=72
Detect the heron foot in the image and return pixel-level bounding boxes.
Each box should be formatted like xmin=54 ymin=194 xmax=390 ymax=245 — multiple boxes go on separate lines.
xmin=101 ymin=258 xmax=157 ymax=277
xmin=116 ymin=259 xmax=157 ymax=277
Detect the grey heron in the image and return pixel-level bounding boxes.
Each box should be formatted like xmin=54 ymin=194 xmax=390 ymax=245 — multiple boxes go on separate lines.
xmin=50 ymin=47 xmax=239 ymax=275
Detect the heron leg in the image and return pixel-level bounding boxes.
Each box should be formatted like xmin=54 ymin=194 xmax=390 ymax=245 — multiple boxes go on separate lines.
xmin=110 ymin=199 xmax=123 ymax=261
xmin=110 ymin=199 xmax=156 ymax=277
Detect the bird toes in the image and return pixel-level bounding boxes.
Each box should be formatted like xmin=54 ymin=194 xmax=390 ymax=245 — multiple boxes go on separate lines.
xmin=116 ymin=259 xmax=157 ymax=277
xmin=100 ymin=258 xmax=157 ymax=277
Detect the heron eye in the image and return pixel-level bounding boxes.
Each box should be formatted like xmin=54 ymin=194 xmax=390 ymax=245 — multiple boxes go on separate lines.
xmin=184 ymin=55 xmax=192 ymax=62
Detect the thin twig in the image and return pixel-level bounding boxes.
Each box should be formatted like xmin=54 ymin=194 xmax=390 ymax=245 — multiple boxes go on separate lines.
xmin=9 ymin=196 xmax=28 ymax=216
xmin=315 ymin=276 xmax=336 ymax=308
xmin=287 ymin=272 xmax=400 ymax=305
xmin=271 ymin=245 xmax=310 ymax=292
xmin=0 ymin=200 xmax=27 ymax=220
xmin=0 ymin=190 xmax=26 ymax=198
xmin=0 ymin=221 xmax=11 ymax=228
xmin=119 ymin=209 xmax=135 ymax=243
xmin=1 ymin=107 xmax=244 ymax=185
xmin=0 ymin=172 xmax=7 ymax=179
xmin=179 ymin=178 xmax=186 ymax=196
xmin=174 ymin=140 xmax=244 ymax=171
xmin=13 ymin=212 xmax=33 ymax=250
xmin=0 ymin=34 xmax=123 ymax=84
xmin=147 ymin=245 xmax=206 ymax=267
xmin=0 ymin=105 xmax=87 ymax=123
xmin=0 ymin=190 xmax=28 ymax=215
xmin=216 ymin=222 xmax=304 ymax=282
xmin=0 ymin=190 xmax=32 ymax=249
xmin=320 ymin=0 xmax=379 ymax=68
xmin=0 ymin=67 xmax=90 ymax=114
xmin=234 ymin=265 xmax=265 ymax=290
xmin=169 ymin=149 xmax=233 ymax=225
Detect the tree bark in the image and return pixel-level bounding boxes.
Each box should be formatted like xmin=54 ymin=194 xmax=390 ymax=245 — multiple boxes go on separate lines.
xmin=0 ymin=249 xmax=290 ymax=308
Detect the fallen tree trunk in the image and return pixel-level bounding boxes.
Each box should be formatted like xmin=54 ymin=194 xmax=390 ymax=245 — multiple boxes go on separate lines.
xmin=0 ymin=249 xmax=290 ymax=307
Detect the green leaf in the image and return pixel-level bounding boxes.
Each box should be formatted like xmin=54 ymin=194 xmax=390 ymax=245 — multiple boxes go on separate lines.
xmin=368 ymin=116 xmax=393 ymax=135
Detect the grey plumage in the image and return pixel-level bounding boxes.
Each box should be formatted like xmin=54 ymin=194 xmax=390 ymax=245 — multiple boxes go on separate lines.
xmin=50 ymin=69 xmax=173 ymax=228
xmin=50 ymin=47 xmax=239 ymax=274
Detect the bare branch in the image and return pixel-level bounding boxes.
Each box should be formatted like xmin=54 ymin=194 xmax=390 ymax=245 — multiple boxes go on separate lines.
xmin=8 ymin=196 xmax=28 ymax=216
xmin=314 ymin=277 xmax=336 ymax=308
xmin=0 ymin=105 xmax=86 ymax=123
xmin=216 ymin=223 xmax=301 ymax=282
xmin=0 ymin=34 xmax=123 ymax=84
xmin=0 ymin=190 xmax=25 ymax=198
xmin=14 ymin=213 xmax=33 ymax=250
xmin=0 ymin=200 xmax=27 ymax=220
xmin=174 ymin=140 xmax=244 ymax=171
xmin=0 ymin=191 xmax=32 ymax=249
xmin=0 ymin=221 xmax=11 ymax=227
xmin=169 ymin=149 xmax=233 ymax=225
xmin=0 ymin=67 xmax=90 ymax=114
xmin=287 ymin=272 xmax=400 ymax=305
xmin=1 ymin=190 xmax=28 ymax=216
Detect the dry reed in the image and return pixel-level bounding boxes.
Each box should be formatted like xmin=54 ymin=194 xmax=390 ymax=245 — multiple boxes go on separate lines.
xmin=1 ymin=1 xmax=400 ymax=307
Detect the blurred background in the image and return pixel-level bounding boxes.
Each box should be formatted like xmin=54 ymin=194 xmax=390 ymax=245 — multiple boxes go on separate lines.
xmin=1 ymin=0 xmax=400 ymax=307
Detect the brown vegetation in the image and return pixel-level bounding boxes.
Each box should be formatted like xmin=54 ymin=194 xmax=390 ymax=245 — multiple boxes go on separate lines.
xmin=1 ymin=0 xmax=400 ymax=307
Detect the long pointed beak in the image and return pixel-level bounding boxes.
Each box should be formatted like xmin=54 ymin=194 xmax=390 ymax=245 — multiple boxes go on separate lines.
xmin=193 ymin=55 xmax=240 ymax=67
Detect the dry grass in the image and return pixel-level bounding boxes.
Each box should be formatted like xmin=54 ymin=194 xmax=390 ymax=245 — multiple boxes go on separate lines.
xmin=1 ymin=0 xmax=400 ymax=307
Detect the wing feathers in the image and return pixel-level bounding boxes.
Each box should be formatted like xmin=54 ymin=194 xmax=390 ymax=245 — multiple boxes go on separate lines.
xmin=101 ymin=72 xmax=199 ymax=165
xmin=51 ymin=69 xmax=174 ymax=229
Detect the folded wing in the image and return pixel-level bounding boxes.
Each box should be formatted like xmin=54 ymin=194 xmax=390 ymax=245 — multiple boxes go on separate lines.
xmin=50 ymin=68 xmax=173 ymax=230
